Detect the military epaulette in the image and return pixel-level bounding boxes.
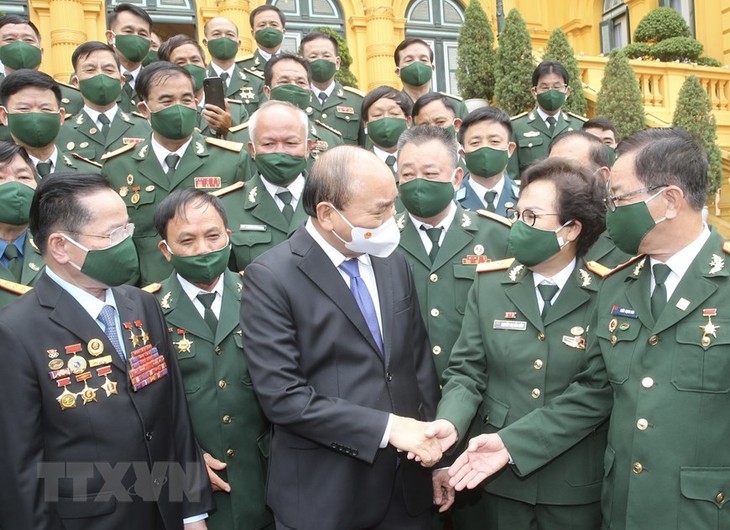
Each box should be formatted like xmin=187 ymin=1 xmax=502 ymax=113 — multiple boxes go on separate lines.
xmin=132 ymin=111 xmax=147 ymax=120
xmin=71 ymin=152 xmax=103 ymax=168
xmin=584 ymin=260 xmax=613 ymax=279
xmin=342 ymin=86 xmax=365 ymax=97
xmin=63 ymin=114 xmax=74 ymax=121
xmin=243 ymin=68 xmax=264 ymax=80
xmin=592 ymin=254 xmax=646 ymax=278
xmin=237 ymin=54 xmax=255 ymax=62
xmin=210 ymin=181 xmax=244 ymax=197
xmin=100 ymin=142 xmax=136 ymax=161
xmin=566 ymin=111 xmax=588 ymax=122
xmin=722 ymin=241 xmax=730 ymax=255
xmin=205 ymin=137 xmax=244 ymax=152
xmin=142 ymin=282 xmax=162 ymax=294
xmin=439 ymin=91 xmax=463 ymax=102
xmin=510 ymin=111 xmax=529 ymax=121
xmin=228 ymin=121 xmax=249 ymax=133
xmin=225 ymin=98 xmax=243 ymax=105
xmin=314 ymin=119 xmax=343 ymax=137
xmin=476 ymin=209 xmax=512 ymax=227
xmin=477 ymin=257 xmax=515 ymax=273
xmin=0 ymin=278 xmax=32 ymax=295
xmin=57 ymin=81 xmax=80 ymax=91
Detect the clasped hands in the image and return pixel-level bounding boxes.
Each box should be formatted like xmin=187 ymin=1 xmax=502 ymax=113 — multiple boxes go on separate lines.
xmin=388 ymin=417 xmax=458 ymax=467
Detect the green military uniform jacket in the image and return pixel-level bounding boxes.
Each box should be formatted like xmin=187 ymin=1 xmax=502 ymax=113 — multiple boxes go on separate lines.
xmin=438 ymin=258 xmax=606 ymax=506
xmin=117 ymin=81 xmax=140 ymax=114
xmin=56 ymin=108 xmax=150 ymax=163
xmin=100 ymin=132 xmax=249 ymax=285
xmin=208 ymin=64 xmax=265 ymax=118
xmin=584 ymin=231 xmax=633 ymax=269
xmin=309 ymin=81 xmax=365 ymax=146
xmin=400 ymin=89 xmax=469 ymax=121
xmin=152 ymin=270 xmax=272 ymax=530
xmin=218 ymin=173 xmax=308 ymax=272
xmin=196 ymin=99 xmax=248 ymax=139
xmin=235 ymin=49 xmax=268 ymax=76
xmin=498 ymin=229 xmax=730 ymax=529
xmin=395 ymin=206 xmax=511 ymax=382
xmin=0 ymin=231 xmax=44 ymax=309
xmin=54 ymin=147 xmax=103 ymax=174
xmin=507 ymin=108 xmax=586 ymax=179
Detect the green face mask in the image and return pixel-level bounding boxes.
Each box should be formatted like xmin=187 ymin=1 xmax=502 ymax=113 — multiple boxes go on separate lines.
xmin=399 ymin=62 xmax=433 ymax=86
xmin=536 ymin=89 xmax=566 ymax=112
xmin=310 ymin=59 xmax=337 ymax=84
xmin=254 ymin=152 xmax=307 ymax=186
xmin=606 ymin=146 xmax=617 ymax=167
xmin=141 ymin=49 xmax=159 ymax=67
xmin=399 ymin=177 xmax=455 ymax=218
xmin=367 ymin=117 xmax=408 ymax=149
xmin=508 ymin=219 xmax=572 ymax=268
xmin=0 ymin=181 xmax=35 ymax=225
xmin=183 ymin=64 xmax=207 ymax=92
xmin=165 ymin=239 xmax=231 ymax=284
xmin=605 ymin=188 xmax=665 ymax=256
xmin=0 ymin=41 xmax=42 ymax=70
xmin=6 ymin=112 xmax=61 ymax=148
xmin=148 ymin=104 xmax=197 ymax=140
xmin=113 ymin=34 xmax=151 ymax=63
xmin=79 ymin=74 xmax=123 ymax=106
xmin=464 ymin=146 xmax=509 ymax=178
xmin=255 ymin=28 xmax=284 ymax=49
xmin=64 ymin=234 xmax=139 ymax=287
xmin=268 ymin=84 xmax=312 ymax=111
xmin=207 ymin=37 xmax=239 ymax=60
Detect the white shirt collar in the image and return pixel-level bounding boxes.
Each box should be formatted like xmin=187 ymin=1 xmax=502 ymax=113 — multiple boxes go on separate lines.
xmin=536 ymin=106 xmax=560 ymax=126
xmin=409 ymin=200 xmax=457 ymax=232
xmin=45 ymin=266 xmax=118 ymax=321
xmin=29 ymin=146 xmax=59 ymax=169
xmin=304 ymin=217 xmax=372 ymax=270
xmin=533 ymin=257 xmax=577 ymax=292
xmin=651 ymin=225 xmax=711 ymax=283
xmin=468 ymin=174 xmax=504 ymax=203
xmin=151 ymin=136 xmax=192 ymax=171
xmin=372 ymin=145 xmax=397 ymax=171
xmin=312 ymin=81 xmax=336 ymax=99
xmin=258 ymin=48 xmax=273 ymax=61
xmin=122 ymin=64 xmax=143 ymax=81
xmin=261 ymin=173 xmax=305 ymax=202
xmin=177 ymin=272 xmax=225 ymax=301
xmin=209 ymin=62 xmax=235 ymax=80
xmin=84 ymin=105 xmax=119 ymax=129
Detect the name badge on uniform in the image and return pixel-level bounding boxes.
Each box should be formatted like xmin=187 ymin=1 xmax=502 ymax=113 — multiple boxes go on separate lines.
xmin=239 ymin=224 xmax=267 ymax=231
xmin=493 ymin=320 xmax=527 ymax=331
xmin=336 ymin=106 xmax=354 ymax=114
xmin=562 ymin=335 xmax=586 ymax=349
xmin=194 ymin=177 xmax=222 ymax=189
xmin=123 ymin=137 xmax=144 ymax=145
xmin=611 ymin=305 xmax=638 ymax=319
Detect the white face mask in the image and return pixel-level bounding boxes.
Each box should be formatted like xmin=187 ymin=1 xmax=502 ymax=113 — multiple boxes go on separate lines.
xmin=330 ymin=206 xmax=400 ymax=258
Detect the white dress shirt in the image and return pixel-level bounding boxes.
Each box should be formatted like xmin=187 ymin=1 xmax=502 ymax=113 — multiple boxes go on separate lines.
xmin=532 ymin=258 xmax=577 ymax=314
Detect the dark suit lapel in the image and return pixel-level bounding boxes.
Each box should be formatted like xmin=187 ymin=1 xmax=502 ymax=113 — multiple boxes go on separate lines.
xmin=216 ymin=271 xmax=242 ymax=343
xmin=397 ymin=213 xmax=431 ymax=269
xmin=372 ymin=256 xmax=392 ymax=365
xmin=504 ymin=267 xmax=543 ymax=332
xmin=162 ymin=275 xmax=214 ymax=343
xmin=431 ymin=208 xmax=475 ymax=271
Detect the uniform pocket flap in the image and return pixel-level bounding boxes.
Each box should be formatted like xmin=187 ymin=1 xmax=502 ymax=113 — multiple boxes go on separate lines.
xmin=677 ymin=320 xmax=730 ymax=348
xmin=231 ymin=230 xmax=272 ymax=247
xmin=517 ymin=137 xmax=544 ymax=148
xmin=453 ymin=263 xmax=478 ymax=280
xmin=680 ymin=467 xmax=730 ymax=507
xmin=478 ymin=393 xmax=509 ymax=428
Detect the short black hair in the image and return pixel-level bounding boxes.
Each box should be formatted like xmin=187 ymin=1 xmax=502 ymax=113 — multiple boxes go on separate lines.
xmin=157 ymin=35 xmax=205 ymax=63
xmin=532 ymin=60 xmax=569 ymax=87
xmin=0 ymin=140 xmax=37 ymax=180
xmin=71 ymin=41 xmax=120 ymax=72
xmin=361 ymin=86 xmax=412 ymax=122
xmin=154 ymin=189 xmax=228 ymax=241
xmin=411 ymin=93 xmax=457 ymax=120
xmin=264 ymin=53 xmax=311 ymax=86
xmin=29 ymin=172 xmax=114 ymax=255
xmin=0 ymin=15 xmax=41 ymax=41
xmin=107 ymin=3 xmax=153 ymax=32
xmin=135 ymin=61 xmax=194 ymax=101
xmin=394 ymin=37 xmax=433 ymax=66
xmin=299 ymin=31 xmax=339 ymax=56
xmin=521 ymin=157 xmax=606 ymax=258
xmin=0 ymin=69 xmax=62 ymax=107
xmin=549 ymin=130 xmax=610 ymax=168
xmin=583 ymin=117 xmax=618 ymax=138
xmin=459 ymin=106 xmax=512 ymax=144
xmin=397 ymin=124 xmax=458 ymax=168
xmin=249 ymin=5 xmax=286 ymax=29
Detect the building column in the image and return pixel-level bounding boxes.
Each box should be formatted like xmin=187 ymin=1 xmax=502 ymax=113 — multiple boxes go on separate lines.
xmin=217 ymin=0 xmax=254 ymax=55
xmin=364 ymin=0 xmax=396 ymax=91
xmin=48 ymin=0 xmax=86 ymax=81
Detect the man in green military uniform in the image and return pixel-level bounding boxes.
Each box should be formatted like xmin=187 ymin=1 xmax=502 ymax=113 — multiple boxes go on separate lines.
xmin=394 ymin=37 xmax=468 ymax=121
xmin=508 ymin=60 xmax=586 ymax=179
xmin=361 ymin=86 xmax=412 ymax=179
xmin=204 ymin=16 xmax=265 ymax=118
xmin=447 ymin=128 xmax=730 ymax=530
xmin=435 ymin=157 xmax=608 ymax=530
xmin=57 ymin=41 xmax=151 ymax=164
xmin=0 ymin=70 xmax=101 ymax=176
xmin=300 ymin=31 xmax=365 ymax=146
xmin=101 ymin=62 xmax=248 ymax=285
xmin=236 ymin=5 xmax=286 ymax=75
xmin=0 ymin=142 xmax=44 ymax=308
xmin=158 ymin=36 xmax=247 ymax=139
xmin=148 ymin=189 xmax=273 ymax=530
xmin=217 ymin=101 xmax=310 ymax=272
xmin=105 ymin=3 xmax=153 ymax=113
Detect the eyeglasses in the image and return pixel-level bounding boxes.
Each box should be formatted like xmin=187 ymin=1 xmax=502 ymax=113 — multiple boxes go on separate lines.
xmin=604 ymin=185 xmax=667 ymax=212
xmin=505 ymin=208 xmax=561 ymax=227
xmin=70 ymin=223 xmax=135 ymax=247
xmin=535 ymin=83 xmax=568 ymax=92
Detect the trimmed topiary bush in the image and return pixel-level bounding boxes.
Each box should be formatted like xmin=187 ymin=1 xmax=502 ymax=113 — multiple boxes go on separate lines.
xmin=494 ymin=8 xmax=534 ymax=116
xmin=543 ymin=27 xmax=587 ymax=116
xmin=622 ymin=42 xmax=652 ymax=60
xmin=650 ymin=36 xmax=703 ymax=62
xmin=634 ymin=6 xmax=691 ymax=44
xmin=456 ymin=0 xmax=496 ymax=101
xmin=596 ymin=50 xmax=646 ymax=141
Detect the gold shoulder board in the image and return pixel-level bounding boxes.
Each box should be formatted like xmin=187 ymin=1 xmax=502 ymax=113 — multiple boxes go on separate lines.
xmin=210 ymin=181 xmax=245 ymax=197
xmin=313 ymin=120 xmax=343 ymax=137
xmin=511 ymin=111 xmax=528 ymax=121
xmin=477 ymin=257 xmax=515 ymax=273
xmin=723 ymin=241 xmax=730 ymax=255
xmin=601 ymin=254 xmax=646 ymax=278
xmin=476 ymin=209 xmax=512 ymax=227
xmin=100 ymin=142 xmax=136 ymax=161
xmin=585 ymin=260 xmax=612 ymax=278
xmin=342 ymin=86 xmax=365 ymax=97
xmin=142 ymin=282 xmax=162 ymax=294
xmin=0 ymin=278 xmax=32 ymax=295
xmin=439 ymin=91 xmax=463 ymax=102
xmin=205 ymin=137 xmax=244 ymax=153
xmin=229 ymin=121 xmax=249 ymax=133
xmin=71 ymin=152 xmax=102 ymax=168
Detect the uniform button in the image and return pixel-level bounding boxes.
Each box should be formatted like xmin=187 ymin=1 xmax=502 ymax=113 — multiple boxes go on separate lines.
xmin=386 ymin=372 xmax=393 ymax=381
xmin=145 ymin=432 xmax=153 ymax=441
xmin=432 ymin=346 xmax=441 ymax=355
xmin=531 ymin=388 xmax=541 ymax=399
xmin=331 ymin=442 xmax=337 ymax=449
xmin=215 ymin=346 xmax=222 ymax=354
xmin=636 ymin=418 xmax=648 ymax=430
xmin=223 ymin=415 xmax=232 ymax=424
xmin=632 ymin=462 xmax=643 ymax=474
xmin=648 ymin=335 xmax=659 ymax=346
xmin=610 ymin=335 xmax=618 ymax=345
xmin=642 ymin=377 xmax=654 ymax=388
xmin=717 ymin=492 xmax=726 ymax=504
xmin=431 ymin=308 xmax=440 ymax=317
xmin=430 ymin=273 xmax=438 ymax=282
xmin=218 ymin=379 xmax=227 ymax=389
xmin=533 ymin=359 xmax=543 ymax=369
xmin=537 ymin=332 xmax=545 ymax=341
xmin=226 ymin=448 xmax=235 ymax=457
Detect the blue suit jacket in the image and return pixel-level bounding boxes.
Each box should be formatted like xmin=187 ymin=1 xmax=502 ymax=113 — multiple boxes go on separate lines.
xmin=456 ymin=174 xmax=520 ymax=217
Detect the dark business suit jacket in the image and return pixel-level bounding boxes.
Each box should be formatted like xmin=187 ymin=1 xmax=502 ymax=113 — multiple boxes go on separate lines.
xmin=0 ymin=272 xmax=214 ymax=530
xmin=241 ymin=226 xmax=440 ymax=530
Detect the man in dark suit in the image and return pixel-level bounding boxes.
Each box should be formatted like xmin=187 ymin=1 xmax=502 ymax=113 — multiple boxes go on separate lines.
xmin=0 ymin=173 xmax=213 ymax=529
xmin=241 ymin=145 xmax=454 ymax=530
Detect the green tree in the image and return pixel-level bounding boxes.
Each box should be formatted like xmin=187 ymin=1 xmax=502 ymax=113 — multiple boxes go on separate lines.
xmin=634 ymin=6 xmax=691 ymax=44
xmin=310 ymin=27 xmax=358 ymax=88
xmin=543 ymin=28 xmax=587 ymax=116
xmin=494 ymin=8 xmax=534 ymax=116
xmin=456 ymin=0 xmax=496 ymax=101
xmin=596 ymin=50 xmax=646 ymax=141
xmin=672 ymin=75 xmax=723 ymax=195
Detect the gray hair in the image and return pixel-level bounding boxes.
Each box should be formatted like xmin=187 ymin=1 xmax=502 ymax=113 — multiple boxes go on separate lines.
xmin=397 ymin=124 xmax=459 ymax=169
xmin=248 ymin=100 xmax=309 ymax=145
